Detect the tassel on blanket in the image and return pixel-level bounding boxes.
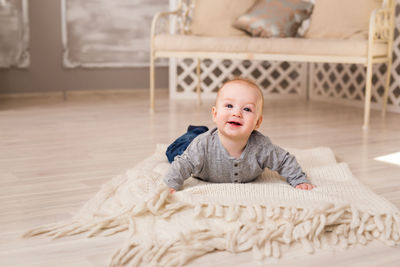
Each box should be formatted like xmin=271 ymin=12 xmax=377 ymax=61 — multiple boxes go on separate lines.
xmin=110 ymin=229 xmax=225 ymax=267
xmin=25 ymin=186 xmax=400 ymax=266
xmin=24 ymin=183 xmax=400 ymax=267
xmin=23 ymin=186 xmax=169 ymax=239
xmin=109 ymin=200 xmax=399 ymax=266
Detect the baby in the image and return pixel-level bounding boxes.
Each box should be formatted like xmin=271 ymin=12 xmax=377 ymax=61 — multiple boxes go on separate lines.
xmin=164 ymin=78 xmax=315 ymax=193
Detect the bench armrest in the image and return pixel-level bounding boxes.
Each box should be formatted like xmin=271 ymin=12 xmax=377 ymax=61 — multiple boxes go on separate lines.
xmin=368 ymin=4 xmax=395 ymax=44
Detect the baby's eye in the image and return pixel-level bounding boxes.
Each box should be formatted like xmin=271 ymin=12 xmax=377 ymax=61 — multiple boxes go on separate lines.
xmin=225 ymin=104 xmax=233 ymax=108
xmin=243 ymin=107 xmax=252 ymax=112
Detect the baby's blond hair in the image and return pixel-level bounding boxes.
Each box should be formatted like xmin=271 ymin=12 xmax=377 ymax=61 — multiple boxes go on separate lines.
xmin=216 ymin=77 xmax=264 ymax=114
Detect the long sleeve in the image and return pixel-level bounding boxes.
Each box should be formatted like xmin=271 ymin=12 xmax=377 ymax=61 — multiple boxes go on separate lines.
xmin=163 ymin=137 xmax=205 ymax=190
xmin=261 ymin=140 xmax=309 ymax=187
xmin=278 ymin=152 xmax=309 ymax=187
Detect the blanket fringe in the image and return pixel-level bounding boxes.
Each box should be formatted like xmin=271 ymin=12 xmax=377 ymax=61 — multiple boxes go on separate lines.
xmin=110 ymin=229 xmax=225 ymax=267
xmin=24 ymin=185 xmax=400 ymax=266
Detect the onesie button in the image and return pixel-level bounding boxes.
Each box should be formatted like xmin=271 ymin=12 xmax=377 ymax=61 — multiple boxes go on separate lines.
xmin=234 ymin=163 xmax=238 ymax=167
xmin=234 ymin=179 xmax=239 ymax=183
xmin=234 ymin=173 xmax=238 ymax=176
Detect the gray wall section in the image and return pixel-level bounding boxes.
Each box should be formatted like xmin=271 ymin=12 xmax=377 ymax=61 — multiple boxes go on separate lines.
xmin=0 ymin=0 xmax=168 ymax=94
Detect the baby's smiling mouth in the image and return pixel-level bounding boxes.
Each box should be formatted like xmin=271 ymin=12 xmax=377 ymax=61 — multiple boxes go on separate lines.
xmin=228 ymin=121 xmax=242 ymax=126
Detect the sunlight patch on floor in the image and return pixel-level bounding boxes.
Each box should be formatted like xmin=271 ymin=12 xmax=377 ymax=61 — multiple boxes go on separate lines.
xmin=374 ymin=152 xmax=400 ymax=166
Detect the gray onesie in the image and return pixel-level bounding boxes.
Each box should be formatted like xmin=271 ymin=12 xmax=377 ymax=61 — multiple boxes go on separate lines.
xmin=164 ymin=128 xmax=309 ymax=190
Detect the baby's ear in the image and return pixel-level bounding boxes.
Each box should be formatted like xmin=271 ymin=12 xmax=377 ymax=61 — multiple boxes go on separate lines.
xmin=211 ymin=106 xmax=217 ymax=122
xmin=255 ymin=115 xmax=263 ymax=129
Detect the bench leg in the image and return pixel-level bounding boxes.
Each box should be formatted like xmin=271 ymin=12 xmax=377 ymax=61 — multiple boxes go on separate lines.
xmin=363 ymin=61 xmax=373 ymax=130
xmin=196 ymin=58 xmax=202 ymax=106
xmin=381 ymin=61 xmax=392 ymax=117
xmin=150 ymin=53 xmax=155 ymax=113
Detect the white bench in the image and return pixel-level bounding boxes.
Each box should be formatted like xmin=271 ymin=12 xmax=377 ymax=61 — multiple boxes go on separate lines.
xmin=150 ymin=0 xmax=396 ymax=129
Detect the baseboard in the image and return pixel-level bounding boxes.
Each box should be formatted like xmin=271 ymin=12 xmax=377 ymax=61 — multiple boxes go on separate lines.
xmin=0 ymin=88 xmax=168 ymax=100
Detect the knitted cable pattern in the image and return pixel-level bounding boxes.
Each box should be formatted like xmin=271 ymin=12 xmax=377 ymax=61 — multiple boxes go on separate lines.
xmin=24 ymin=144 xmax=400 ymax=266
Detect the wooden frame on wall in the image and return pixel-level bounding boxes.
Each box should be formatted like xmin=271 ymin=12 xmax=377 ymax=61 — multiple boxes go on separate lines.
xmin=61 ymin=0 xmax=168 ymax=68
xmin=0 ymin=0 xmax=29 ymax=68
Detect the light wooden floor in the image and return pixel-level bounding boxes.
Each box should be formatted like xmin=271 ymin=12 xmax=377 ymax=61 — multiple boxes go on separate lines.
xmin=0 ymin=89 xmax=399 ymax=267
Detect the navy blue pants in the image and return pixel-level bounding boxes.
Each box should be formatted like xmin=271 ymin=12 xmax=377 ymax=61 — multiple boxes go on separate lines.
xmin=166 ymin=125 xmax=209 ymax=163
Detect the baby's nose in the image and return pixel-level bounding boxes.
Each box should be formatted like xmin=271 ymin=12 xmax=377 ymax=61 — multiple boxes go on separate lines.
xmin=232 ymin=108 xmax=242 ymax=116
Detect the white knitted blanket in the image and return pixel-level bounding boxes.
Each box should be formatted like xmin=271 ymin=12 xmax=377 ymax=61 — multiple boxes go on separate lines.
xmin=25 ymin=145 xmax=400 ymax=266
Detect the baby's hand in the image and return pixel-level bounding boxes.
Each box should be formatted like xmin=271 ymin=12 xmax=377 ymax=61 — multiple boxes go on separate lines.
xmin=169 ymin=188 xmax=176 ymax=194
xmin=295 ymin=183 xmax=316 ymax=190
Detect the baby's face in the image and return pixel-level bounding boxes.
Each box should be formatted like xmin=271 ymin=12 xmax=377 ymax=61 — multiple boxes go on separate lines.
xmin=212 ymin=81 xmax=263 ymax=140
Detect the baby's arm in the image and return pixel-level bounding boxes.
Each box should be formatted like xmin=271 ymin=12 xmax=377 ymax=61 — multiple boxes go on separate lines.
xmin=163 ymin=156 xmax=194 ymax=191
xmin=279 ymin=152 xmax=315 ymax=189
xmin=279 ymin=153 xmax=315 ymax=190
xmin=263 ymin=142 xmax=315 ymax=190
xmin=163 ymin=138 xmax=205 ymax=192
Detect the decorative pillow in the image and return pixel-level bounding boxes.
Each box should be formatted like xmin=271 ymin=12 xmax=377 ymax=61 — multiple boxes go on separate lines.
xmin=296 ymin=0 xmax=315 ymax=37
xmin=305 ymin=0 xmax=381 ymax=39
xmin=190 ymin=0 xmax=257 ymax=36
xmin=233 ymin=0 xmax=314 ymax=38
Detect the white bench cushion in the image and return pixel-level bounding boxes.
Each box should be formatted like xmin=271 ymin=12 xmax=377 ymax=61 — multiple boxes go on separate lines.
xmin=154 ymin=34 xmax=387 ymax=57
